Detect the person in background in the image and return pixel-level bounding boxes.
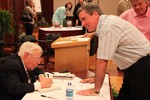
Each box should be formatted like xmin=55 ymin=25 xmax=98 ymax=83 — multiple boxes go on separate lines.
xmin=76 ymin=3 xmax=150 ymax=100
xmin=73 ymin=0 xmax=85 ymax=26
xmin=147 ymin=0 xmax=150 ymax=7
xmin=24 ymin=0 xmax=36 ymax=35
xmin=117 ymin=0 xmax=132 ymax=16
xmin=120 ymin=0 xmax=150 ymax=41
xmin=0 ymin=42 xmax=52 ymax=100
xmin=52 ymin=2 xmax=73 ymax=27
xmin=86 ymin=0 xmax=93 ymax=2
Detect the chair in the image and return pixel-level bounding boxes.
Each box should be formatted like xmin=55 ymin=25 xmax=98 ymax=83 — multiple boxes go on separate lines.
xmin=0 ymin=41 xmax=20 ymax=58
xmin=19 ymin=35 xmax=38 ymax=43
xmin=0 ymin=35 xmax=37 ymax=57
xmin=42 ymin=33 xmax=61 ymax=70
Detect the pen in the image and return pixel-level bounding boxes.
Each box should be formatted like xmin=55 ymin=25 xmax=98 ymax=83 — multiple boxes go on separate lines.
xmin=41 ymin=95 xmax=57 ymax=99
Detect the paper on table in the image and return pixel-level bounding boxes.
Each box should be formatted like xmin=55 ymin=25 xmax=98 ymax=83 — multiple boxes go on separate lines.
xmin=38 ymin=83 xmax=61 ymax=93
xmin=53 ymin=72 xmax=75 ymax=80
xmin=54 ymin=41 xmax=71 ymax=44
xmin=22 ymin=74 xmax=111 ymax=100
xmin=77 ymin=38 xmax=89 ymax=42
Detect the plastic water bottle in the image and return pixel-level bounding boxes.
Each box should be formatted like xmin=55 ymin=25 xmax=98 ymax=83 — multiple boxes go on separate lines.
xmin=66 ymin=82 xmax=74 ymax=100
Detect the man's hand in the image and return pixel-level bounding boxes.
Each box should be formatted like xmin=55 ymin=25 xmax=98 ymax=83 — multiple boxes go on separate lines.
xmin=76 ymin=88 xmax=98 ymax=96
xmin=80 ymin=77 xmax=95 ymax=84
xmin=38 ymin=75 xmax=53 ymax=88
xmin=82 ymin=32 xmax=95 ymax=38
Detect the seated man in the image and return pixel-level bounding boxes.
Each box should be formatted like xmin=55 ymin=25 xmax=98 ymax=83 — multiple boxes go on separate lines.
xmin=0 ymin=42 xmax=52 ymax=100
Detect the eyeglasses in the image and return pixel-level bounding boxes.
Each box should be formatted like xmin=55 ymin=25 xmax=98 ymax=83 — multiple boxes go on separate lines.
xmin=29 ymin=53 xmax=41 ymax=62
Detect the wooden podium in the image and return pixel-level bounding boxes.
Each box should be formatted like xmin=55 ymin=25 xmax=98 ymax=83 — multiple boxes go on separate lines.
xmin=51 ymin=35 xmax=91 ymax=72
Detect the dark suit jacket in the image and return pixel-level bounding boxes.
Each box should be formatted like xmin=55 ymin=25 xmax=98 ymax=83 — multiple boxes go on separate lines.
xmin=0 ymin=55 xmax=44 ymax=100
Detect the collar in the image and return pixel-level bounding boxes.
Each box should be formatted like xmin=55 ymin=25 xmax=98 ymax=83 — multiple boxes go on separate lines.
xmin=20 ymin=58 xmax=28 ymax=72
xmin=134 ymin=7 xmax=150 ymax=18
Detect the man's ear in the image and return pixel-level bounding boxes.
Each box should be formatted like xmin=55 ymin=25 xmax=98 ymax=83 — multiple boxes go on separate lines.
xmin=23 ymin=52 xmax=29 ymax=59
xmin=92 ymin=11 xmax=99 ymax=16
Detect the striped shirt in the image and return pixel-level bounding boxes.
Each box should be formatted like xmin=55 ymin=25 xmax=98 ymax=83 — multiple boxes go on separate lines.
xmin=95 ymin=15 xmax=150 ymax=70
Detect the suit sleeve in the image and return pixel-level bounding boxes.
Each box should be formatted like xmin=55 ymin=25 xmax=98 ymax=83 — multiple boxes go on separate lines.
xmin=2 ymin=64 xmax=34 ymax=95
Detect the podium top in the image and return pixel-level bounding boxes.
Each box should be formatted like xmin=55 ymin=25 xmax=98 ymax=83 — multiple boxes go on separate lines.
xmin=51 ymin=35 xmax=91 ymax=48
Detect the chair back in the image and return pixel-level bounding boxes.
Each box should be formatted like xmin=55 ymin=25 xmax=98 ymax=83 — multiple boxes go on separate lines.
xmin=45 ymin=33 xmax=61 ymax=42
xmin=19 ymin=35 xmax=37 ymax=43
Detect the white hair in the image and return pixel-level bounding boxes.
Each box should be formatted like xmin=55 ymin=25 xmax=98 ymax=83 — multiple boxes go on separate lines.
xmin=18 ymin=42 xmax=43 ymax=56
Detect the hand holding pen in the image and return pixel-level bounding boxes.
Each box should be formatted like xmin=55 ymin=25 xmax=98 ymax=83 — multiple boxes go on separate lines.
xmin=38 ymin=74 xmax=53 ymax=88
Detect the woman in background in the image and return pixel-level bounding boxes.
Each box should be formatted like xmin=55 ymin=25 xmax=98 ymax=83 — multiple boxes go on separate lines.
xmin=24 ymin=0 xmax=36 ymax=35
xmin=52 ymin=2 xmax=73 ymax=27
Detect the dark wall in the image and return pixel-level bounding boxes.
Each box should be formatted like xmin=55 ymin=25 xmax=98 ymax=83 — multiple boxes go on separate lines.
xmin=0 ymin=0 xmax=8 ymax=9
xmin=41 ymin=0 xmax=53 ymax=26
xmin=0 ymin=0 xmax=24 ymax=43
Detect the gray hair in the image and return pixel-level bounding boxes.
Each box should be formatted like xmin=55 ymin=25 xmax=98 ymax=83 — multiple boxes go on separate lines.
xmin=18 ymin=42 xmax=43 ymax=56
xmin=77 ymin=3 xmax=103 ymax=16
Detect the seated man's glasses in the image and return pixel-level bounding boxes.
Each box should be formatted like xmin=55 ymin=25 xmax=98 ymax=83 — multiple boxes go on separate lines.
xmin=29 ymin=53 xmax=41 ymax=62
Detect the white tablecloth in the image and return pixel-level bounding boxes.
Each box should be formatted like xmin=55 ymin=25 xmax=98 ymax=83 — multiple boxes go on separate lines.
xmin=22 ymin=74 xmax=111 ymax=100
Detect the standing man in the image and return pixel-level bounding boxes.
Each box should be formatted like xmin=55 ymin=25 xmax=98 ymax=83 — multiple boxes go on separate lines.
xmin=0 ymin=42 xmax=52 ymax=100
xmin=120 ymin=0 xmax=150 ymax=41
xmin=117 ymin=0 xmax=132 ymax=16
xmin=73 ymin=0 xmax=85 ymax=26
xmin=77 ymin=3 xmax=150 ymax=100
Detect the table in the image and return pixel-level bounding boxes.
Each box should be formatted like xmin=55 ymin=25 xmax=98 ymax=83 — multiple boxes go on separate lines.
xmin=38 ymin=26 xmax=84 ymax=49
xmin=51 ymin=35 xmax=91 ymax=72
xmin=39 ymin=26 xmax=84 ymax=39
xmin=22 ymin=72 xmax=113 ymax=100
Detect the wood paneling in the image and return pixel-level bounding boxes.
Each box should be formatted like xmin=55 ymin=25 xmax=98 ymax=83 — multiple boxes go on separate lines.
xmin=0 ymin=0 xmax=24 ymax=43
xmin=0 ymin=0 xmax=8 ymax=9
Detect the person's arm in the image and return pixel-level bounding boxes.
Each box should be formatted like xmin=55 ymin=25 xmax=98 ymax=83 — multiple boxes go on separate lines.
xmin=82 ymin=31 xmax=95 ymax=38
xmin=94 ymin=59 xmax=108 ymax=92
xmin=34 ymin=67 xmax=53 ymax=89
xmin=76 ymin=59 xmax=108 ymax=96
xmin=2 ymin=64 xmax=35 ymax=94
xmin=80 ymin=77 xmax=95 ymax=83
xmin=38 ymin=75 xmax=53 ymax=88
xmin=25 ymin=6 xmax=36 ymax=17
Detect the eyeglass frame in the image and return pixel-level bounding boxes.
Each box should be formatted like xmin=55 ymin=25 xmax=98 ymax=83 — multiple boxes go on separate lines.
xmin=28 ymin=53 xmax=41 ymax=62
